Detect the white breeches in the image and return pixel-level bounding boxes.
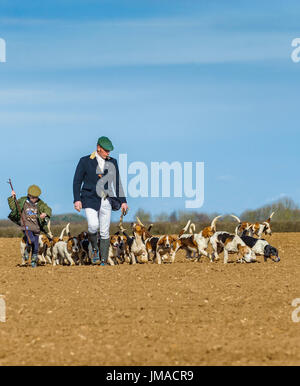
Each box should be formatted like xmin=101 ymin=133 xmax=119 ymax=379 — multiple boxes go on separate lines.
xmin=85 ymin=199 xmax=112 ymax=239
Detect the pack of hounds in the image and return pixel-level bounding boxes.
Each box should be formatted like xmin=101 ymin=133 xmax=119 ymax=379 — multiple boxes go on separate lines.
xmin=20 ymin=211 xmax=280 ymax=267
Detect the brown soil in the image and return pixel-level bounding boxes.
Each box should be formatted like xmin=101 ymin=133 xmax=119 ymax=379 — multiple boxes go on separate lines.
xmin=0 ymin=233 xmax=300 ymax=366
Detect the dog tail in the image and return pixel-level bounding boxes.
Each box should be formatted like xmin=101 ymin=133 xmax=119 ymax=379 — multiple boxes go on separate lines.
xmin=211 ymin=215 xmax=222 ymax=232
xmin=267 ymin=211 xmax=276 ymax=223
xmin=189 ymin=223 xmax=196 ymax=234
xmin=66 ymin=223 xmax=71 ymax=238
xmin=59 ymin=223 xmax=70 ymax=241
xmin=47 ymin=219 xmax=54 ymax=240
xmin=179 ymin=220 xmax=191 ymax=237
xmin=230 ymin=214 xmax=241 ymax=224
xmin=136 ymin=217 xmax=145 ymax=227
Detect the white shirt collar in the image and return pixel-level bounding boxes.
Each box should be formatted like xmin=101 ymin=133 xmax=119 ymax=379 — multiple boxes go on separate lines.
xmin=95 ymin=151 xmax=106 ymax=173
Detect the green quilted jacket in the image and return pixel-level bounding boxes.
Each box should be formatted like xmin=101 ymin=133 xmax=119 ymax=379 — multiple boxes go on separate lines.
xmin=7 ymin=196 xmax=52 ymax=234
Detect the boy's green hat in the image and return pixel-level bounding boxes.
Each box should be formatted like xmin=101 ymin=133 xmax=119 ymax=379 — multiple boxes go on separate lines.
xmin=28 ymin=185 xmax=42 ymax=197
xmin=97 ymin=136 xmax=114 ymax=151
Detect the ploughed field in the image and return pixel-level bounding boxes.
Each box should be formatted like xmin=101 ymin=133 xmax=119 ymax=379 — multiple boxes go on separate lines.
xmin=0 ymin=233 xmax=299 ymax=366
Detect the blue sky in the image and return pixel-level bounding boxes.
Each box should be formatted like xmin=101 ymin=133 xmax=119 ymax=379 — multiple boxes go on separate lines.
xmin=0 ymin=0 xmax=299 ymax=221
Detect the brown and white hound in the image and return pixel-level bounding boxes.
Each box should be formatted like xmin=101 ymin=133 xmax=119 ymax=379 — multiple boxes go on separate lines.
xmin=210 ymin=231 xmax=257 ymax=264
xmin=231 ymin=212 xmax=275 ymax=239
xmin=145 ymin=234 xmax=178 ymax=264
xmin=52 ymin=224 xmax=78 ymax=266
xmin=107 ymin=233 xmax=130 ymax=265
xmin=173 ymin=216 xmax=222 ymax=262
xmin=118 ymin=217 xmax=153 ymax=264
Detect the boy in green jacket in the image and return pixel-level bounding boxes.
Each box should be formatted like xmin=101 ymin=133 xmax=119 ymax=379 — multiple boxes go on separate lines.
xmin=8 ymin=185 xmax=52 ymax=267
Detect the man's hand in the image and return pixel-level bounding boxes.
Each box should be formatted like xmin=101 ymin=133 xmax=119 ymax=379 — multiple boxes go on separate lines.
xmin=40 ymin=213 xmax=47 ymax=220
xmin=11 ymin=190 xmax=16 ymax=198
xmin=121 ymin=203 xmax=129 ymax=215
xmin=74 ymin=201 xmax=82 ymax=213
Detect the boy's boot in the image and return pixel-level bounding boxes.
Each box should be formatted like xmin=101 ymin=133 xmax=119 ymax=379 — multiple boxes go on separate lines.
xmin=22 ymin=249 xmax=30 ymax=266
xmin=99 ymin=238 xmax=110 ymax=266
xmin=31 ymin=254 xmax=38 ymax=268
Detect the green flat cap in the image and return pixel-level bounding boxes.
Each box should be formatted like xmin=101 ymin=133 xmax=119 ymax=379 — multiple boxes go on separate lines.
xmin=97 ymin=136 xmax=114 ymax=151
xmin=28 ymin=185 xmax=42 ymax=197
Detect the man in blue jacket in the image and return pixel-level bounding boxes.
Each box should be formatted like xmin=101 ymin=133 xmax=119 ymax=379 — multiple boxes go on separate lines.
xmin=73 ymin=136 xmax=128 ymax=265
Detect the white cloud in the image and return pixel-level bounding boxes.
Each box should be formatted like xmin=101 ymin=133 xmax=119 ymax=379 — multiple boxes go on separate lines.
xmin=0 ymin=16 xmax=291 ymax=70
xmin=0 ymin=87 xmax=146 ymax=104
xmin=217 ymin=175 xmax=235 ymax=182
xmin=264 ymin=193 xmax=287 ymax=203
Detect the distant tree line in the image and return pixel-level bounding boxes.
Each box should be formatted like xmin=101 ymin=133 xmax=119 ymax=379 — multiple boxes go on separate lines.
xmin=1 ymin=197 xmax=300 ymax=237
xmin=135 ymin=197 xmax=300 ymax=224
xmin=239 ymin=197 xmax=300 ymax=222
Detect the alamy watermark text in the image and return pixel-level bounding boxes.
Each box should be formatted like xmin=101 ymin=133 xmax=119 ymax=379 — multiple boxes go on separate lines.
xmin=96 ymin=154 xmax=205 ymax=209
xmin=0 ymin=296 xmax=6 ymax=323
xmin=0 ymin=38 xmax=6 ymax=63
xmin=291 ymin=38 xmax=300 ymax=63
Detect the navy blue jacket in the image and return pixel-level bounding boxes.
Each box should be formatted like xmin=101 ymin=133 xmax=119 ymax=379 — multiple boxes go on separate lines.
xmin=73 ymin=152 xmax=127 ymax=211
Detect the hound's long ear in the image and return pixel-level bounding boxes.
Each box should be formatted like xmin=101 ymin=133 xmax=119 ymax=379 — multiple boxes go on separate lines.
xmin=142 ymin=230 xmax=152 ymax=242
xmin=144 ymin=230 xmax=152 ymax=239
xmin=264 ymin=245 xmax=272 ymax=257
xmin=241 ymin=229 xmax=248 ymax=237
xmin=236 ymin=243 xmax=243 ymax=252
xmin=157 ymin=237 xmax=165 ymax=245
